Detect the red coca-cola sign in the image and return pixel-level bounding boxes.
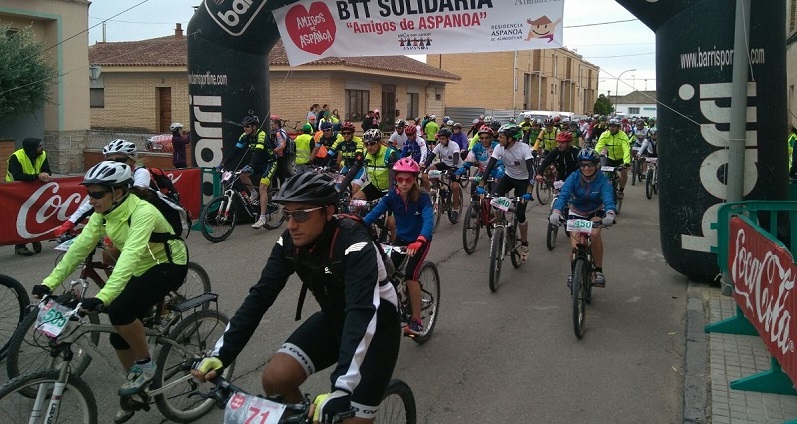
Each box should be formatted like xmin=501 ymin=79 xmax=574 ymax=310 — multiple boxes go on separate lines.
xmin=730 ymin=216 xmax=797 ymax=382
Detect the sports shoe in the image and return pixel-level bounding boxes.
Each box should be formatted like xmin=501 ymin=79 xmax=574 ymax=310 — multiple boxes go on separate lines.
xmin=15 ymin=246 xmax=34 ymax=256
xmin=114 ymin=408 xmax=134 ymax=424
xmin=450 ymin=210 xmax=459 ymax=222
xmin=520 ymin=243 xmax=529 ymax=262
xmin=252 ymin=216 xmax=267 ymax=229
xmin=118 ymin=363 xmax=156 ymax=396
xmin=32 ymin=241 xmax=42 ymax=253
xmin=594 ymin=272 xmax=606 ymax=288
xmin=404 ymin=318 xmax=424 ymax=336
xmin=616 ymin=190 xmax=624 ymax=200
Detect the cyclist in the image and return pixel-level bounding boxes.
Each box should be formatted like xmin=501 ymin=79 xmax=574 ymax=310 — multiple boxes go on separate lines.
xmin=399 ymin=124 xmax=428 ymax=165
xmin=638 ymin=126 xmax=658 ymax=176
xmin=478 ymin=123 xmax=534 ymax=262
xmin=534 ymin=118 xmax=560 ymax=157
xmin=421 ymin=128 xmax=462 ymax=220
xmin=549 ymin=149 xmax=616 ymax=287
xmin=620 ymin=117 xmax=632 ymax=135
xmin=594 ymin=118 xmax=632 ymax=199
xmin=568 ymin=120 xmax=585 ymax=148
xmin=328 ymin=125 xmax=364 ymax=170
xmin=363 ymin=158 xmax=433 ymax=336
xmin=312 ymin=121 xmax=342 ymax=165
xmin=191 ymin=173 xmax=400 ymax=423
xmin=294 ymin=123 xmax=315 ymax=174
xmin=454 ymin=125 xmax=505 ymax=194
xmin=350 ymin=129 xmax=400 ymax=201
xmin=389 ymin=119 xmax=408 ymax=150
xmin=535 ymin=131 xmax=580 ymax=185
xmin=35 ymin=161 xmax=187 ymax=423
xmin=519 ymin=114 xmax=533 ymax=144
xmin=424 ymin=115 xmax=439 ymax=146
xmin=451 ymin=122 xmax=469 ymax=156
xmin=630 ymin=119 xmax=649 ymax=157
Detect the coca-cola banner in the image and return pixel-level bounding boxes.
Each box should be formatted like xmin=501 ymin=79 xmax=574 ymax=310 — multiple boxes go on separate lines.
xmin=730 ymin=216 xmax=797 ymax=383
xmin=0 ymin=168 xmax=201 ymax=245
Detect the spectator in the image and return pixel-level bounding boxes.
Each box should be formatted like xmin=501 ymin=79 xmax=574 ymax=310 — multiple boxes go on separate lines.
xmin=316 ymin=104 xmax=330 ymax=126
xmin=331 ymin=109 xmax=342 ymax=131
xmin=306 ymin=104 xmax=320 ymax=130
xmin=6 ymin=137 xmax=51 ymax=256
xmin=170 ymin=123 xmax=190 ymax=168
xmin=362 ymin=110 xmax=376 ymax=132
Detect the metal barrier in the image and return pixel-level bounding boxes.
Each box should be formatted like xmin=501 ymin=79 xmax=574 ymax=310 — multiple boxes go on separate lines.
xmin=706 ymin=200 xmax=797 ymax=395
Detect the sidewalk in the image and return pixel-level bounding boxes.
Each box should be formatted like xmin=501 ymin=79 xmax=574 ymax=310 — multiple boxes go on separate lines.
xmin=694 ymin=284 xmax=797 ymax=423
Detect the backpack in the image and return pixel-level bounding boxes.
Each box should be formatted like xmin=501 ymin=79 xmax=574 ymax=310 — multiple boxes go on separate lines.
xmin=272 ymin=129 xmax=296 ymax=156
xmin=129 ymin=189 xmax=191 ymax=261
xmin=146 ymin=167 xmax=181 ymax=204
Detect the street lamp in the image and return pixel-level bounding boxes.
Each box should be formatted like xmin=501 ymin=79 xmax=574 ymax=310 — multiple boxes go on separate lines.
xmin=614 ymin=68 xmax=636 ymax=116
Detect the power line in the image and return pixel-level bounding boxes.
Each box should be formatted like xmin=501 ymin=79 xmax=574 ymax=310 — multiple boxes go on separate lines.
xmin=89 ymin=16 xmax=186 ymax=25
xmin=585 ymin=52 xmax=654 ymax=59
xmin=563 ymin=18 xmax=639 ymax=29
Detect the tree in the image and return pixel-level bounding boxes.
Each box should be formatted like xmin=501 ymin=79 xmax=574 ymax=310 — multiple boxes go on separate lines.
xmin=0 ymin=25 xmax=58 ymax=120
xmin=593 ymin=94 xmax=614 ymax=116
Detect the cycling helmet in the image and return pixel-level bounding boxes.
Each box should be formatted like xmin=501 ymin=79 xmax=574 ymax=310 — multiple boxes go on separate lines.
xmin=453 ymin=122 xmax=463 ymax=129
xmin=103 ymin=139 xmax=137 ymax=158
xmin=498 ymin=123 xmax=522 ymax=140
xmin=483 ymin=115 xmax=493 ymax=124
xmin=340 ymin=121 xmax=356 ymax=132
xmin=636 ymin=119 xmax=645 ymax=126
xmin=489 ymin=120 xmax=502 ymax=131
xmin=621 ymin=117 xmax=629 ymax=124
xmin=543 ymin=118 xmax=554 ymax=126
xmin=395 ymin=119 xmax=406 ymax=127
xmin=363 ymin=128 xmax=382 ymax=143
xmin=320 ymin=121 xmax=334 ymax=131
xmin=569 ymin=120 xmax=579 ymax=129
xmin=556 ymin=131 xmax=574 ymax=143
xmin=508 ymin=117 xmax=517 ymax=124
xmin=472 ymin=118 xmax=480 ymax=124
xmin=270 ymin=114 xmax=282 ymax=123
xmin=82 ymin=160 xmax=133 ymax=187
xmin=405 ymin=125 xmax=417 ymax=136
xmin=429 ymin=114 xmax=437 ymax=120
xmin=443 ymin=116 xmax=450 ymax=122
xmin=393 ymin=157 xmax=421 ymax=175
xmin=273 ymin=172 xmax=340 ymax=206
xmin=533 ymin=118 xmax=543 ymax=126
xmin=553 ymin=116 xmax=561 ymax=124
xmin=477 ymin=125 xmax=493 ymax=135
xmin=648 ymin=126 xmax=658 ymax=136
xmin=302 ymin=123 xmax=313 ymax=134
xmin=437 ymin=128 xmax=453 ymax=138
xmin=608 ymin=118 xmax=621 ymax=126
xmin=242 ymin=115 xmax=260 ymax=126
xmin=169 ymin=122 xmax=184 ymax=132
xmin=577 ymin=148 xmax=600 ymax=163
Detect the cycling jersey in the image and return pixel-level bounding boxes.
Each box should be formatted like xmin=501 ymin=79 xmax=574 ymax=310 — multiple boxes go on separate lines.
xmin=537 ymin=147 xmax=579 ymax=182
xmin=639 ymin=138 xmax=657 ymax=157
xmin=535 ymin=127 xmax=560 ymax=152
xmin=458 ymin=141 xmax=505 ymax=178
xmin=553 ymin=170 xmax=616 ymax=217
xmin=330 ymin=135 xmax=364 ymax=167
xmin=43 ymin=194 xmax=188 ymax=305
xmin=222 ymin=129 xmax=277 ymax=171
xmin=428 ymin=141 xmax=460 ymax=167
xmin=66 ymin=166 xmax=152 ymax=225
xmin=595 ymin=130 xmax=631 ymax=164
xmin=389 ymin=131 xmax=408 ymax=150
xmin=364 ymin=145 xmax=399 ymax=191
xmin=631 ymin=127 xmax=649 ymax=146
xmin=364 ymin=189 xmax=434 ymax=243
xmin=450 ymin=131 xmax=469 ymax=151
xmin=424 ymin=121 xmax=439 ymax=142
xmin=400 ymin=136 xmax=428 ymax=164
xmin=491 ymin=141 xmax=533 ymax=180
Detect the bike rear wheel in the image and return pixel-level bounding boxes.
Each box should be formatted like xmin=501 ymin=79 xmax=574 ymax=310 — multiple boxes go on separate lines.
xmin=536 ymin=180 xmax=551 ymax=205
xmin=462 ymin=202 xmax=480 ymax=254
xmin=154 ymin=309 xmax=233 ymax=422
xmin=509 ymin=220 xmax=522 ymax=269
xmin=653 ymin=171 xmax=659 ymax=194
xmin=0 ymin=275 xmax=28 ymax=360
xmin=261 ymin=189 xmax=285 ymax=230
xmin=546 ymin=220 xmax=559 ymax=251
xmin=645 ymin=168 xmax=654 ymax=199
xmin=430 ymin=191 xmax=441 ymax=233
xmin=0 ymin=369 xmax=98 ymax=424
xmin=199 ymin=194 xmax=237 ymax=242
xmin=447 ymin=185 xmax=463 ymax=224
xmin=488 ymin=227 xmax=505 ymax=293
xmin=572 ymin=259 xmax=588 ymax=339
xmin=411 ymin=262 xmax=440 ymax=345
xmin=631 ymin=160 xmax=638 ymax=186
xmin=377 ymin=379 xmax=417 ymax=424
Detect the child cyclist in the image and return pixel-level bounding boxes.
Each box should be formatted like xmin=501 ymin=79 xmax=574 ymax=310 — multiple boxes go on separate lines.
xmin=363 ymin=158 xmax=434 ymax=336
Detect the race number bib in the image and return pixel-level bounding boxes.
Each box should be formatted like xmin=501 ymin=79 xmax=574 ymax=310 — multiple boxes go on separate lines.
xmin=35 ymin=300 xmax=72 ymax=339
xmin=427 ymin=170 xmax=442 ymax=179
xmin=645 ymin=157 xmax=658 ymax=164
xmin=224 ymin=393 xmax=286 ymax=424
xmin=600 ymin=166 xmax=615 ymax=172
xmin=54 ymin=237 xmax=76 ymax=252
xmin=553 ymin=180 xmax=565 ymax=190
xmin=566 ymin=219 xmax=594 ymax=234
xmin=349 ymin=199 xmax=369 ymax=208
xmin=490 ymin=197 xmax=512 ymax=212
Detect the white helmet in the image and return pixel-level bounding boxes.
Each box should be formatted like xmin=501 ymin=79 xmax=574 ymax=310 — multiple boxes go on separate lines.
xmin=82 ymin=161 xmax=133 ymax=187
xmin=429 ymin=114 xmax=436 ymax=120
xmin=169 ymin=122 xmax=184 ymax=132
xmin=103 ymin=139 xmax=137 ymax=158
xmin=363 ymin=128 xmax=382 ymax=143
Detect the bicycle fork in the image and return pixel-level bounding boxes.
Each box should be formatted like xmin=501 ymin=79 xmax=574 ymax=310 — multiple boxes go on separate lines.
xmin=32 ymin=355 xmax=72 ymax=423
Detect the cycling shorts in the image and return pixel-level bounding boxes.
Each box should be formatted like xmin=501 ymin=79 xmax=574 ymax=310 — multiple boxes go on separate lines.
xmin=494 ymin=176 xmax=529 ymax=224
xmin=604 ymin=158 xmax=626 ymax=168
xmin=277 ymin=307 xmax=400 ymax=419
xmin=360 ymin=182 xmax=388 ymax=201
xmin=429 ymin=162 xmax=453 ymax=173
xmin=258 ymin=162 xmax=277 ymax=185
xmin=390 ymin=237 xmax=431 ymax=281
xmin=568 ymin=210 xmax=606 ymax=221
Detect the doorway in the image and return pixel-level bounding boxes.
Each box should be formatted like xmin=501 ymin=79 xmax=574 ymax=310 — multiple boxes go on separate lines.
xmin=157 ymin=87 xmax=172 ymax=133
xmin=381 ymin=84 xmax=396 ymax=132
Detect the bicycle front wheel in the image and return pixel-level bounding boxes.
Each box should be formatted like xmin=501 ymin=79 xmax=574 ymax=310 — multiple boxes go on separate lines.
xmin=536 ymin=180 xmax=551 ymax=205
xmin=509 ymin=220 xmax=522 ymax=269
xmin=546 ymin=220 xmax=559 ymax=251
xmin=631 ymin=160 xmax=638 ymax=186
xmin=430 ymin=191 xmax=441 ymax=233
xmin=0 ymin=275 xmax=29 ymax=360
xmin=572 ymin=259 xmax=588 ymax=339
xmin=488 ymin=227 xmax=505 ymax=293
xmin=377 ymin=379 xmax=417 ymax=424
xmin=447 ymin=185 xmax=463 ymax=224
xmin=412 ymin=262 xmax=440 ymax=345
xmin=200 ymin=194 xmax=237 ymax=242
xmin=154 ymin=309 xmax=233 ymax=422
xmin=462 ymin=202 xmax=480 ymax=254
xmin=0 ymin=369 xmax=98 ymax=424
xmin=645 ymin=168 xmax=654 ymax=199
xmin=261 ymin=190 xmax=285 ymax=230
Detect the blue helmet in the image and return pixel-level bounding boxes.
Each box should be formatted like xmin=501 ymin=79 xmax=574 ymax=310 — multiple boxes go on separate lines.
xmin=320 ymin=121 xmax=334 ymax=131
xmin=577 ymin=148 xmax=600 ymax=163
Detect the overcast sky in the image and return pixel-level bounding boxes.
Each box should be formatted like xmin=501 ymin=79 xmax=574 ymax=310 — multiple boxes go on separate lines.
xmin=86 ymin=0 xmax=655 ymax=97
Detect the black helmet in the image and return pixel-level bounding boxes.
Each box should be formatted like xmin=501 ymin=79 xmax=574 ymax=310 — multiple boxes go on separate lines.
xmin=272 ymin=172 xmax=340 ymax=205
xmin=242 ymin=115 xmax=260 ymax=126
xmin=436 ymin=128 xmax=453 ymax=138
xmin=489 ymin=120 xmax=502 ymax=131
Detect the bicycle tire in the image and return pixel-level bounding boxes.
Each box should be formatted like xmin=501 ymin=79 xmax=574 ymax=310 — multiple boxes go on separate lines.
xmin=153 ymin=309 xmax=234 ymax=422
xmin=6 ymin=302 xmax=101 ymax=394
xmin=377 ymin=379 xmax=417 ymax=424
xmin=411 ymin=262 xmax=440 ymax=345
xmin=462 ymin=202 xmax=480 ymax=254
xmin=546 ymin=221 xmax=559 ymax=251
xmin=447 ymin=185 xmax=463 ymax=224
xmin=631 ymin=160 xmax=638 ymax=186
xmin=200 ymin=194 xmax=237 ymax=243
xmin=0 ymin=369 xmax=98 ymax=424
xmin=488 ymin=227 xmax=504 ymax=293
xmin=645 ymin=168 xmax=654 ymax=199
xmin=0 ymin=275 xmax=29 ymax=360
xmin=509 ymin=220 xmax=522 ymax=269
xmin=261 ymin=189 xmax=285 ymax=230
xmin=535 ymin=180 xmax=550 ymax=205
xmin=653 ymin=171 xmax=659 ymax=194
xmin=430 ymin=191 xmax=441 ymax=233
xmin=572 ymin=259 xmax=588 ymax=339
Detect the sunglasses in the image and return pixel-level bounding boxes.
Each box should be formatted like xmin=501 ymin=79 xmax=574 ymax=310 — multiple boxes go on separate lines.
xmin=342 ymin=132 xmax=354 ymax=135
xmin=323 ymin=129 xmax=333 ymax=132
xmin=580 ymin=162 xmax=597 ymax=168
xmin=479 ymin=136 xmax=491 ymax=140
xmin=365 ymin=141 xmax=379 ymax=146
xmin=395 ymin=176 xmax=415 ymax=184
xmin=86 ymin=189 xmax=111 ymax=199
xmin=282 ymin=206 xmax=323 ymax=223
xmin=110 ymin=157 xmax=129 ymax=163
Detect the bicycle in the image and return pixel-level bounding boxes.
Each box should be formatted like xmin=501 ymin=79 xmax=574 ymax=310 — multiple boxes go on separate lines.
xmin=6 ymin=235 xmax=212 ymax=382
xmin=545 ymin=180 xmax=566 ymax=251
xmin=197 ymin=375 xmax=416 ymax=424
xmin=427 ymin=168 xmax=463 ymax=229
xmin=487 ymin=196 xmax=526 ymax=293
xmin=200 ymin=169 xmax=284 ymax=242
xmin=461 ymin=177 xmax=496 ymax=255
xmin=561 ymin=218 xmax=608 ymax=339
xmin=645 ymin=157 xmax=659 ymax=200
xmin=0 ymin=274 xmax=29 ymax=360
xmin=347 ymin=198 xmax=392 ymax=244
xmin=382 ymin=244 xmax=440 ymax=344
xmin=0 ymin=292 xmax=232 ymax=423
xmin=600 ymin=164 xmax=626 ymax=214
xmin=535 ymin=163 xmax=557 ymax=205
xmin=630 ymin=152 xmax=645 ymax=186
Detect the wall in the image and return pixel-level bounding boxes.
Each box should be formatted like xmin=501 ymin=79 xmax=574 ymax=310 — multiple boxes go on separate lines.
xmin=0 ymin=140 xmax=16 ymax=180
xmin=615 ymin=103 xmax=658 ymax=119
xmin=430 ymin=52 xmax=514 ymax=109
xmin=84 ymin=145 xmax=193 ymax=171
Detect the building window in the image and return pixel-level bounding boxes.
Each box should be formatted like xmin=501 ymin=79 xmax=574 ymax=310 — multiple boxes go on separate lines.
xmin=628 ymin=107 xmax=640 ymax=115
xmin=406 ymin=93 xmax=419 ymax=119
xmin=435 ymin=93 xmax=441 ymax=101
xmin=345 ymin=89 xmax=369 ymax=122
xmin=90 ymin=88 xmax=104 ymax=108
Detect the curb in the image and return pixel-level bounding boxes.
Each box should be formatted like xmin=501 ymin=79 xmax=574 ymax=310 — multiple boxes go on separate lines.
xmin=684 ymin=281 xmax=708 ymax=423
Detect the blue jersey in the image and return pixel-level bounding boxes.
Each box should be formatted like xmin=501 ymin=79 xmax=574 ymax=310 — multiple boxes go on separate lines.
xmin=363 ymin=189 xmax=434 ymax=243
xmin=553 ymin=170 xmax=616 ymax=216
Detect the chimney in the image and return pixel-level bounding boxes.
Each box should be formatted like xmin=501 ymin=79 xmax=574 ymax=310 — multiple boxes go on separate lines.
xmin=175 ymin=23 xmax=183 ymax=38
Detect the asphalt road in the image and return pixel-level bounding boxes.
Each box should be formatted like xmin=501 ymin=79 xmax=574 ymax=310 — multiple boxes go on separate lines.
xmin=0 ymin=178 xmax=688 ymax=423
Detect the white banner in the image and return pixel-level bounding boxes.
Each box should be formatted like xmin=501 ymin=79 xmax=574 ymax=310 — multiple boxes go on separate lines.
xmin=273 ymin=0 xmax=565 ymax=66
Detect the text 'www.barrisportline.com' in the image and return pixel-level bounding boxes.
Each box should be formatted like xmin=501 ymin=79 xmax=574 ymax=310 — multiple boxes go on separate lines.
xmin=680 ymin=46 xmax=765 ymax=71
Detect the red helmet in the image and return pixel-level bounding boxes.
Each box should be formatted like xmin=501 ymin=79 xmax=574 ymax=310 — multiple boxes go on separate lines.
xmin=340 ymin=121 xmax=356 ymax=132
xmin=621 ymin=117 xmax=629 ymax=124
xmin=477 ymin=125 xmax=493 ymax=135
xmin=556 ymin=131 xmax=573 ymax=143
xmin=404 ymin=125 xmax=417 ymax=136
xmin=553 ymin=116 xmax=561 ymax=123
xmin=393 ymin=157 xmax=420 ymax=175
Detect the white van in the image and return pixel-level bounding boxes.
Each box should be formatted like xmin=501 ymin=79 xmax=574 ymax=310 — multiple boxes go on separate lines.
xmin=518 ymin=110 xmax=555 ymax=123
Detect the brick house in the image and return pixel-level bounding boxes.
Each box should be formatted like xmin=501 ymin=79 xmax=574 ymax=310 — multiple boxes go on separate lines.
xmin=427 ymin=49 xmax=599 ymax=115
xmin=88 ymin=26 xmax=460 ymax=134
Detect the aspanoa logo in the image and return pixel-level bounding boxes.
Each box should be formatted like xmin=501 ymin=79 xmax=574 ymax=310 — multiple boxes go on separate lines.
xmin=205 ymin=0 xmax=268 ymax=36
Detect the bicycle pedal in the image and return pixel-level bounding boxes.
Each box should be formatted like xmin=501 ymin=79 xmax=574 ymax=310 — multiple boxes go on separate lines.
xmin=120 ymin=394 xmax=151 ymax=412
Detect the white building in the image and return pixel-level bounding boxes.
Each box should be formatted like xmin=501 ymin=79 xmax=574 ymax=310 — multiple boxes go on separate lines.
xmin=611 ymin=91 xmax=657 ymax=119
